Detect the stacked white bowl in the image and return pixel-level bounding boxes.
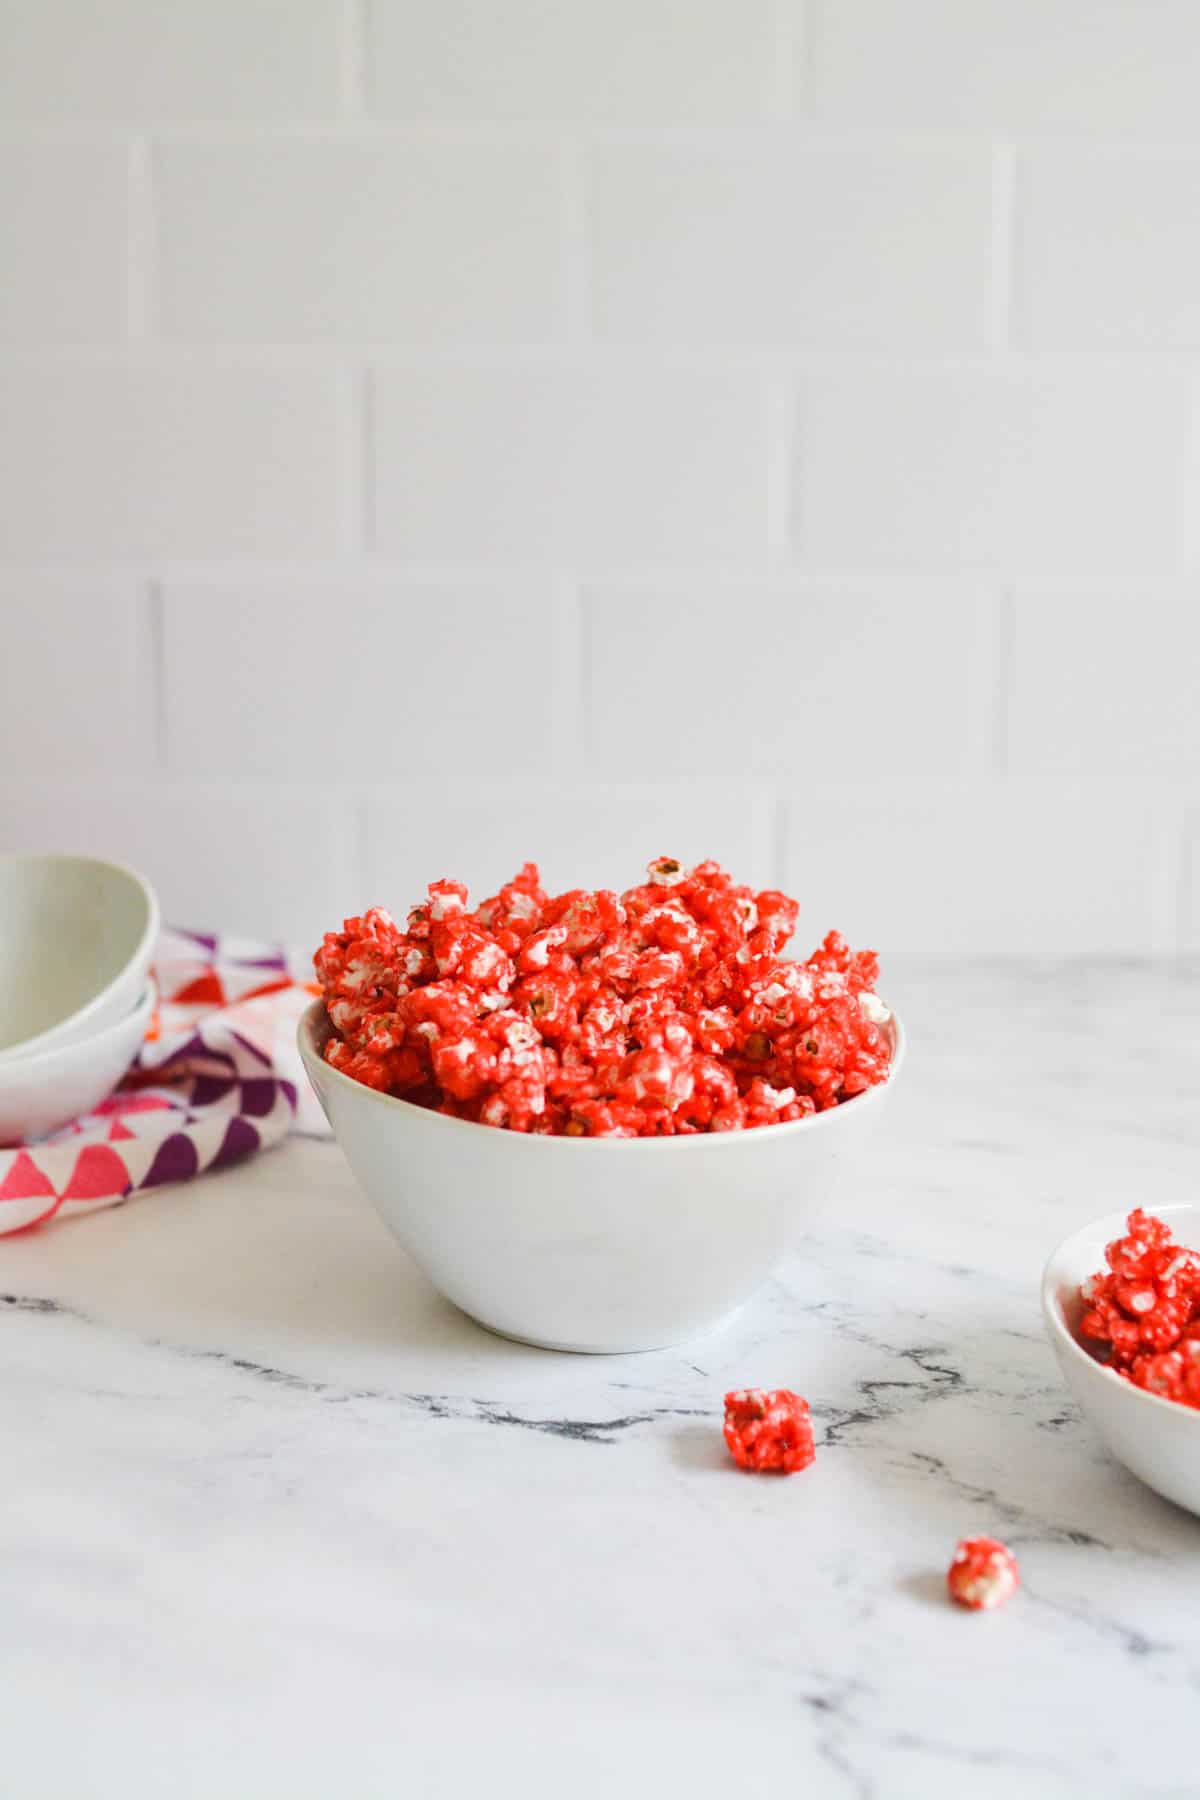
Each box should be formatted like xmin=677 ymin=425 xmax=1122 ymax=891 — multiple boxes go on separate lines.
xmin=0 ymin=855 xmax=159 ymax=1146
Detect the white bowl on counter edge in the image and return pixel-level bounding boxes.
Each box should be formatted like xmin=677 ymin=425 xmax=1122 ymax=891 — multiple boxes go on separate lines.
xmin=1042 ymin=1203 xmax=1200 ymax=1518
xmin=0 ymin=980 xmax=156 ymax=1146
xmin=0 ymin=854 xmax=158 ymax=1064
xmin=299 ymin=997 xmax=904 ymax=1354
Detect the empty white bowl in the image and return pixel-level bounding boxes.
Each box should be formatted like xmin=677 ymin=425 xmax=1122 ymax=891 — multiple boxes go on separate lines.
xmin=0 ymin=854 xmax=158 ymax=1063
xmin=0 ymin=979 xmax=155 ymax=1146
xmin=299 ymin=999 xmax=904 ymax=1353
xmin=1042 ymin=1203 xmax=1200 ymax=1517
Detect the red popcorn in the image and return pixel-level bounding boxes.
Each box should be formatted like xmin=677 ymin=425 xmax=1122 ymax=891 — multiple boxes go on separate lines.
xmin=1077 ymin=1208 xmax=1200 ymax=1405
xmin=722 ymin=1388 xmax=815 ymax=1475
xmin=947 ymin=1538 xmax=1019 ymax=1611
xmin=1127 ymin=1342 xmax=1200 ymax=1406
xmin=314 ymin=858 xmax=892 ymax=1139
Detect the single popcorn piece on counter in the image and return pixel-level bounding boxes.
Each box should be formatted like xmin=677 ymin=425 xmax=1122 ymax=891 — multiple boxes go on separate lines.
xmin=722 ymin=1388 xmax=815 ymax=1475
xmin=947 ymin=1537 xmax=1019 ymax=1611
xmin=1076 ymin=1208 xmax=1200 ymax=1406
xmin=314 ymin=858 xmax=892 ymax=1139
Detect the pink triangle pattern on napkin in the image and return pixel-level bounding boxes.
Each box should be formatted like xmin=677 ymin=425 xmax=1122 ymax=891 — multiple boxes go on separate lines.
xmin=0 ymin=926 xmax=328 ymax=1235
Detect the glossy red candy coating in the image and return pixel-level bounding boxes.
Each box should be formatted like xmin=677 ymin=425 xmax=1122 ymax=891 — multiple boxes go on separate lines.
xmin=315 ymin=858 xmax=891 ymax=1139
xmin=947 ymin=1538 xmax=1019 ymax=1611
xmin=722 ymin=1388 xmax=816 ymax=1475
xmin=1077 ymin=1209 xmax=1200 ymax=1407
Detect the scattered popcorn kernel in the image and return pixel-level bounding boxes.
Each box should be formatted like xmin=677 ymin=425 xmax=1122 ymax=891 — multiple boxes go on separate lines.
xmin=722 ymin=1388 xmax=815 ymax=1475
xmin=947 ymin=1538 xmax=1019 ymax=1611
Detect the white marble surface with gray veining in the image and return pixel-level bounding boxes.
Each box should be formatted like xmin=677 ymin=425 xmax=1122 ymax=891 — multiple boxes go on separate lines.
xmin=5 ymin=959 xmax=1200 ymax=1799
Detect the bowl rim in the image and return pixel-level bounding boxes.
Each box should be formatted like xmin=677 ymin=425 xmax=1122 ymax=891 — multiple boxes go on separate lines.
xmin=0 ymin=853 xmax=160 ymax=1063
xmin=298 ymin=993 xmax=904 ymax=1150
xmin=1041 ymin=1200 xmax=1200 ymax=1426
xmin=0 ymin=976 xmax=157 ymax=1083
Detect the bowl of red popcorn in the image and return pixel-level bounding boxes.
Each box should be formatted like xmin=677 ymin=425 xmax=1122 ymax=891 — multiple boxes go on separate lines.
xmin=1042 ymin=1204 xmax=1200 ymax=1516
xmin=299 ymin=857 xmax=903 ymax=1352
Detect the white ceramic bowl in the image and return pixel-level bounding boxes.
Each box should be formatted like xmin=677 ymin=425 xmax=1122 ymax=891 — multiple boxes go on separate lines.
xmin=0 ymin=854 xmax=158 ymax=1064
xmin=0 ymin=979 xmax=155 ymax=1146
xmin=299 ymin=999 xmax=904 ymax=1353
xmin=1042 ymin=1203 xmax=1200 ymax=1517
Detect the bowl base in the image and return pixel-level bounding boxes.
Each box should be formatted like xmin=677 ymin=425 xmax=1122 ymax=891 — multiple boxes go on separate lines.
xmin=462 ymin=1302 xmax=747 ymax=1356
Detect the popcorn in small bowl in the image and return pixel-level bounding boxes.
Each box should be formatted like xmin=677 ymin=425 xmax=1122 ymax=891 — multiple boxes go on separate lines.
xmin=1043 ymin=1203 xmax=1200 ymax=1518
xmin=1077 ymin=1207 xmax=1200 ymax=1409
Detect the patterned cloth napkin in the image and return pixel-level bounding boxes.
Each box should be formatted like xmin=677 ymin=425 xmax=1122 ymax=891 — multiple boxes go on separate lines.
xmin=0 ymin=927 xmax=327 ymax=1235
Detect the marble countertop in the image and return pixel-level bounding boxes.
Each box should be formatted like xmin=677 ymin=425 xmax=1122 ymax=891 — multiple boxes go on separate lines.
xmin=7 ymin=958 xmax=1200 ymax=1799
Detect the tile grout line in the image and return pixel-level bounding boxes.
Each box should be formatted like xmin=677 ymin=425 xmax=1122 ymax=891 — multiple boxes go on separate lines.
xmin=6 ymin=345 xmax=1200 ymax=374
xmin=338 ymin=0 xmax=369 ymax=116
xmin=352 ymin=787 xmax=371 ymax=902
xmin=556 ymin=577 xmax=588 ymax=773
xmin=991 ymin=584 xmax=1015 ymax=776
xmin=9 ymin=119 xmax=1200 ymax=149
xmin=769 ymin=0 xmax=802 ymax=119
xmin=126 ymin=135 xmax=155 ymax=340
xmin=560 ymin=136 xmax=589 ymax=347
xmin=344 ymin=365 xmax=372 ymax=554
xmin=1178 ymin=366 xmax=1200 ymax=572
xmin=766 ymin=374 xmax=796 ymax=563
xmin=771 ymin=786 xmax=788 ymax=891
xmin=988 ymin=139 xmax=1017 ymax=355
xmin=145 ymin=579 xmax=168 ymax=768
xmin=1164 ymin=802 xmax=1189 ymax=955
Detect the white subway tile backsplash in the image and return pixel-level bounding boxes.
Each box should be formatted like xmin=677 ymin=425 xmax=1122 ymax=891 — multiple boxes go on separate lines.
xmin=0 ymin=0 xmax=342 ymax=120
xmin=1016 ymin=152 xmax=1200 ymax=350
xmin=161 ymin=583 xmax=561 ymax=777
xmin=0 ymin=365 xmax=344 ymax=558
xmin=1008 ymin=586 xmax=1200 ymax=776
xmin=0 ymin=144 xmax=128 ymax=341
xmin=584 ymin=582 xmax=995 ymax=777
xmin=795 ymin=368 xmax=1189 ymax=572
xmin=1180 ymin=816 xmax=1200 ymax=952
xmin=807 ymin=0 xmax=1200 ymax=134
xmin=0 ymin=579 xmax=149 ymax=774
xmin=361 ymin=782 xmax=776 ymax=914
xmin=782 ymin=782 xmax=1171 ymax=954
xmin=0 ymin=3 xmax=1196 ymax=954
xmin=367 ymin=0 xmax=776 ymax=123
xmin=0 ymin=782 xmax=359 ymax=948
xmin=587 ymin=143 xmax=992 ymax=348
xmin=159 ymin=141 xmax=565 ymax=343
xmin=372 ymin=367 xmax=770 ymax=561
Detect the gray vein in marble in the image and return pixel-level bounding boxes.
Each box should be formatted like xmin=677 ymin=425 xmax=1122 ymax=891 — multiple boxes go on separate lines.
xmin=6 ymin=1286 xmax=709 ymax=1442
xmin=1 ymin=1291 xmax=63 ymax=1313
xmin=790 ymin=1665 xmax=1084 ymax=1800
